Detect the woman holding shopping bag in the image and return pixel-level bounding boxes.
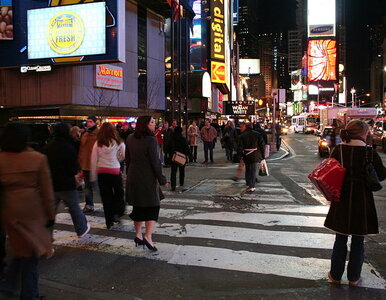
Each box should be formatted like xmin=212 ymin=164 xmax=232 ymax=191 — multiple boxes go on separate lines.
xmin=324 ymin=119 xmax=386 ymax=286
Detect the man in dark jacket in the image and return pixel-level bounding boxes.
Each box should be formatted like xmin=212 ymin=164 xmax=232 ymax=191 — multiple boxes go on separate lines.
xmin=238 ymin=122 xmax=265 ymax=192
xmin=45 ymin=123 xmax=90 ymax=238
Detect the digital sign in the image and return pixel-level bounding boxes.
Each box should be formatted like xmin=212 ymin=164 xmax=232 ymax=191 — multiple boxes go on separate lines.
xmin=307 ymin=0 xmax=336 ymax=37
xmin=210 ymin=0 xmax=225 ymax=61
xmin=0 ymin=0 xmax=13 ymax=40
xmin=307 ymin=39 xmax=337 ymax=82
xmin=27 ymin=2 xmax=106 ymax=59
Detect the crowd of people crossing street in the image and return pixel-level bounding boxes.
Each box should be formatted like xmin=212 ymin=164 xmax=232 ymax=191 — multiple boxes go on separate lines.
xmin=0 ymin=116 xmax=385 ymax=299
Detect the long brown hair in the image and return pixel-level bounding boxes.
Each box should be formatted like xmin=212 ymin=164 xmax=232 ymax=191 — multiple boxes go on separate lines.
xmin=96 ymin=123 xmax=121 ymax=147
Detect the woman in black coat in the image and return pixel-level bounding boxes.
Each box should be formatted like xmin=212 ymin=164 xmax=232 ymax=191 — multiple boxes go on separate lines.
xmin=222 ymin=121 xmax=237 ymax=161
xmin=126 ymin=116 xmax=168 ymax=251
xmin=325 ymin=119 xmax=386 ymax=286
xmin=168 ymin=126 xmax=192 ymax=191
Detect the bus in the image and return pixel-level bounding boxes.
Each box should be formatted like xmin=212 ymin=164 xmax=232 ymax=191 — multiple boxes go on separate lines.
xmin=291 ymin=113 xmax=320 ymax=134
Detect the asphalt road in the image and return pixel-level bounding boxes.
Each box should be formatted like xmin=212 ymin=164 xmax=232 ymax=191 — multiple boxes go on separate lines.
xmin=3 ymin=133 xmax=386 ymax=300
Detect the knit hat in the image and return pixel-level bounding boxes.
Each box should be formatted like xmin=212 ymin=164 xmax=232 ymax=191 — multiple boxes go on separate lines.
xmin=87 ymin=115 xmax=97 ymax=123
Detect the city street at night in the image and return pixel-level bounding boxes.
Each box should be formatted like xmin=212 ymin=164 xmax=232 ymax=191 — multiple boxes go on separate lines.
xmin=1 ymin=0 xmax=385 ymax=299
xmin=27 ymin=133 xmax=386 ymax=299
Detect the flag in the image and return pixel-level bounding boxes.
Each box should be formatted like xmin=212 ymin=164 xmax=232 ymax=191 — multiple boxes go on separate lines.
xmin=166 ymin=0 xmax=183 ymax=22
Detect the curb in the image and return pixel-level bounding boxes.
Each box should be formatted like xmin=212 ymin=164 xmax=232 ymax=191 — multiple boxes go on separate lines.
xmin=267 ymin=140 xmax=290 ymax=161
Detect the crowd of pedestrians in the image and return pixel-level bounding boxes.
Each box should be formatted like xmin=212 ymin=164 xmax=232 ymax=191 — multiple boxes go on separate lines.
xmin=0 ymin=116 xmax=385 ymax=298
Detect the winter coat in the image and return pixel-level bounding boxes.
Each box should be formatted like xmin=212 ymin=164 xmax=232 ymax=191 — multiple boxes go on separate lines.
xmin=90 ymin=141 xmax=125 ymax=182
xmin=324 ymin=141 xmax=386 ymax=235
xmin=168 ymin=133 xmax=192 ymax=159
xmin=44 ymin=137 xmax=79 ymax=192
xmin=222 ymin=126 xmax=237 ymax=150
xmin=125 ymin=135 xmax=167 ymax=207
xmin=238 ymin=128 xmax=265 ymax=164
xmin=154 ymin=127 xmax=164 ymax=145
xmin=188 ymin=125 xmax=199 ymax=146
xmin=163 ymin=127 xmax=174 ymax=154
xmin=0 ymin=149 xmax=55 ymax=258
xmin=78 ymin=126 xmax=99 ymax=171
xmin=200 ymin=126 xmax=217 ymax=142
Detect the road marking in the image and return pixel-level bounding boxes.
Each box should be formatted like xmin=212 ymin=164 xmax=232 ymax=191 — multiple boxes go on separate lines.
xmin=185 ymin=211 xmax=326 ymax=228
xmin=55 ymin=214 xmax=333 ymax=249
xmin=52 ymin=230 xmax=386 ymax=290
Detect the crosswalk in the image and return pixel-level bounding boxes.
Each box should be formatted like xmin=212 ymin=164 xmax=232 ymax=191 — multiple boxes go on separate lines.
xmin=52 ymin=181 xmax=386 ymax=290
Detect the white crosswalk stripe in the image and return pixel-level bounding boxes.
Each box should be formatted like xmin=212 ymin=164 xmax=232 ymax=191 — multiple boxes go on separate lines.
xmin=53 ymin=185 xmax=386 ymax=290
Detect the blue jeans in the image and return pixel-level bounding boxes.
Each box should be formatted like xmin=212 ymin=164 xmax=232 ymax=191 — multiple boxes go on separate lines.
xmin=245 ymin=163 xmax=257 ymax=188
xmin=330 ymin=234 xmax=365 ymax=281
xmin=83 ymin=170 xmax=94 ymax=207
xmin=54 ymin=190 xmax=88 ymax=236
xmin=203 ymin=141 xmax=214 ymax=162
xmin=1 ymin=257 xmax=39 ymax=300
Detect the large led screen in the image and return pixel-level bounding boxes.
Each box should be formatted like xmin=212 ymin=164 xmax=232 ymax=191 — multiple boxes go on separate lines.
xmin=0 ymin=0 xmax=12 ymax=40
xmin=27 ymin=2 xmax=106 ymax=59
xmin=307 ymin=39 xmax=336 ymax=82
xmin=307 ymin=0 xmax=335 ymax=37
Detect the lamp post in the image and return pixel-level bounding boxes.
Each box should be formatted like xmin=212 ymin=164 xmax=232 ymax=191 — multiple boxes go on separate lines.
xmin=350 ymin=87 xmax=356 ymax=108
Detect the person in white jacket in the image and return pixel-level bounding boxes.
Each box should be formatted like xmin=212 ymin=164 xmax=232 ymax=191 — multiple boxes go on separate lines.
xmin=90 ymin=122 xmax=125 ymax=229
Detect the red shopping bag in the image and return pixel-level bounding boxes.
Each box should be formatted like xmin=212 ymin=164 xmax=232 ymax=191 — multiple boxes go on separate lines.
xmin=308 ymin=158 xmax=346 ymax=202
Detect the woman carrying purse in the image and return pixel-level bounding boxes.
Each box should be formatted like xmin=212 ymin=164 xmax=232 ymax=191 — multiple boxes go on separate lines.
xmin=324 ymin=119 xmax=386 ymax=286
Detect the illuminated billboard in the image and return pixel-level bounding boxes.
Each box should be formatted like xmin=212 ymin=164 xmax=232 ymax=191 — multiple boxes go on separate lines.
xmin=239 ymin=59 xmax=260 ymax=75
xmin=0 ymin=0 xmax=12 ymax=40
xmin=211 ymin=61 xmax=226 ymax=84
xmin=27 ymin=2 xmax=106 ymax=59
xmin=291 ymin=69 xmax=302 ymax=90
xmin=307 ymin=39 xmax=337 ymax=82
xmin=307 ymin=0 xmax=335 ymax=37
xmin=210 ymin=0 xmax=225 ymax=61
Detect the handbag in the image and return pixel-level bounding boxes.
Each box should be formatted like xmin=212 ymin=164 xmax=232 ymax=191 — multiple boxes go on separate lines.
xmin=308 ymin=145 xmax=346 ymax=202
xmin=172 ymin=151 xmax=187 ymax=166
xmin=365 ymin=146 xmax=382 ymax=192
xmin=258 ymin=159 xmax=269 ymax=176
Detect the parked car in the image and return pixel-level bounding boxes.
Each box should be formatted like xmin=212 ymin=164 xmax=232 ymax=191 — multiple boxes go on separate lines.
xmin=371 ymin=120 xmax=386 ymax=152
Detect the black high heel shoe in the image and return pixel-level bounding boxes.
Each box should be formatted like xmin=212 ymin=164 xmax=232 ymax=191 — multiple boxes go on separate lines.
xmin=134 ymin=237 xmax=144 ymax=247
xmin=143 ymin=237 xmax=158 ymax=252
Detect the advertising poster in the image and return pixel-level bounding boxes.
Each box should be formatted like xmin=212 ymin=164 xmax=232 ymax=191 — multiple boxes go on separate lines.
xmin=95 ymin=64 xmax=123 ymax=90
xmin=307 ymin=0 xmax=336 ymax=37
xmin=27 ymin=2 xmax=106 ymax=59
xmin=307 ymin=39 xmax=337 ymax=82
xmin=0 ymin=0 xmax=13 ymax=40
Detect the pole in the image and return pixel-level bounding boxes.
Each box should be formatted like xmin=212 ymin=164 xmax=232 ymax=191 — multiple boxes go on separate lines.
xmin=170 ymin=6 xmax=175 ymax=122
xmin=177 ymin=2 xmax=182 ymax=125
xmin=185 ymin=15 xmax=189 ymax=137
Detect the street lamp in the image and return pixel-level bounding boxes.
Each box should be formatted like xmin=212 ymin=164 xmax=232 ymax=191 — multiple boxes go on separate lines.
xmin=350 ymin=87 xmax=356 ymax=108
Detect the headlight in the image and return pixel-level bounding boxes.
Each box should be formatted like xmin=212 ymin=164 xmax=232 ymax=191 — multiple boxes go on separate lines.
xmin=282 ymin=128 xmax=288 ymax=133
xmin=320 ymin=141 xmax=328 ymax=147
xmin=306 ymin=127 xmax=312 ymax=131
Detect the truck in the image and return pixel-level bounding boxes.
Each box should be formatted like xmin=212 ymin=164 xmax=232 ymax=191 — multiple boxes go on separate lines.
xmin=318 ymin=107 xmax=377 ymax=134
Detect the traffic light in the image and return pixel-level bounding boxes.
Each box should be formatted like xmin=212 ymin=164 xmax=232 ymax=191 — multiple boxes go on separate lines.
xmin=257 ymin=98 xmax=266 ymax=108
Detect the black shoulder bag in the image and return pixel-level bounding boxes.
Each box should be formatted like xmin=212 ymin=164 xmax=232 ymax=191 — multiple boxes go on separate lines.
xmin=365 ymin=146 xmax=382 ymax=192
